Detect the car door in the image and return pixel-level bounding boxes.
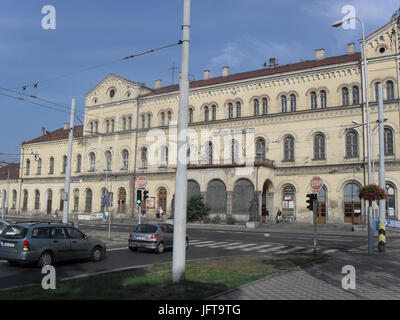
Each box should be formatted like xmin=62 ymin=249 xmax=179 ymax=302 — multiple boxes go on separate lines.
xmin=49 ymin=227 xmax=71 ymax=261
xmin=165 ymin=224 xmax=174 ymax=247
xmin=66 ymin=227 xmax=89 ymax=259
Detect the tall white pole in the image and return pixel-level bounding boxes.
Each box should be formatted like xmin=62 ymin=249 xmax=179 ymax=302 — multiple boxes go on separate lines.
xmin=377 ymin=83 xmax=386 ymax=252
xmin=172 ymin=0 xmax=190 ymax=283
xmin=63 ymin=98 xmax=76 ymax=224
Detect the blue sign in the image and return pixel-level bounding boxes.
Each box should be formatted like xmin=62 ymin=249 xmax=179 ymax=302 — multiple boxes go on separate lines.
xmin=386 ymin=220 xmax=400 ymax=228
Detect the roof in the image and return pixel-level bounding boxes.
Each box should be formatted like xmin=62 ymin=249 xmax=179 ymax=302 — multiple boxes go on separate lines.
xmin=22 ymin=125 xmax=83 ymax=145
xmin=0 ymin=163 xmax=20 ymax=180
xmin=139 ymin=53 xmax=361 ymax=98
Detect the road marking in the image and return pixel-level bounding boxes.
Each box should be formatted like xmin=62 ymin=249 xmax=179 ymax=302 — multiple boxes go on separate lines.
xmin=275 ymin=246 xmax=305 ymax=254
xmin=107 ymin=247 xmax=129 ymax=252
xmin=194 ymin=241 xmax=228 ymax=248
xmin=208 ymin=242 xmax=240 ymax=248
xmin=322 ymin=249 xmax=338 ymax=254
xmin=189 ymin=239 xmax=210 ymax=244
xmin=241 ymin=244 xmax=274 ymax=251
xmin=257 ymin=245 xmax=287 ymax=253
xmin=191 ymin=241 xmax=217 ymax=247
xmin=224 ymin=243 xmax=257 ymax=250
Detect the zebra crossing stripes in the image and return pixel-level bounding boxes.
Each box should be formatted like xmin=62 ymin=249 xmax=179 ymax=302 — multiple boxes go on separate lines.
xmin=257 ymin=245 xmax=287 ymax=253
xmin=194 ymin=241 xmax=228 ymax=248
xmin=241 ymin=244 xmax=274 ymax=251
xmin=208 ymin=242 xmax=241 ymax=248
xmin=225 ymin=243 xmax=258 ymax=250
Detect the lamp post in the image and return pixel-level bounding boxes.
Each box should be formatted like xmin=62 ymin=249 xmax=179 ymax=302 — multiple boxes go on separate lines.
xmin=333 ymin=17 xmax=374 ymax=255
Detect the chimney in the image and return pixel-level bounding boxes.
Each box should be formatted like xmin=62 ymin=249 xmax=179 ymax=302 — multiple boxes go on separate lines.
xmin=203 ymin=70 xmax=210 ymax=80
xmin=63 ymin=123 xmax=69 ymax=130
xmin=154 ymin=79 xmax=162 ymax=89
xmin=315 ymin=48 xmax=326 ymax=60
xmin=269 ymin=58 xmax=276 ymax=68
xmin=347 ymin=43 xmax=355 ymax=55
xmin=222 ymin=66 xmax=229 ymax=77
xmin=41 ymin=127 xmax=45 ymax=136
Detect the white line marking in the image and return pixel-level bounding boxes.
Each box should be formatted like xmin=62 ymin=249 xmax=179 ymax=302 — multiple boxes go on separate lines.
xmin=107 ymin=247 xmax=129 ymax=252
xmin=241 ymin=244 xmax=274 ymax=251
xmin=275 ymin=246 xmax=305 ymax=254
xmin=257 ymin=245 xmax=287 ymax=253
xmin=188 ymin=239 xmax=207 ymax=244
xmin=224 ymin=243 xmax=258 ymax=250
xmin=208 ymin=242 xmax=240 ymax=248
xmin=191 ymin=241 xmax=216 ymax=246
xmin=322 ymin=249 xmax=338 ymax=254
xmin=194 ymin=241 xmax=227 ymax=248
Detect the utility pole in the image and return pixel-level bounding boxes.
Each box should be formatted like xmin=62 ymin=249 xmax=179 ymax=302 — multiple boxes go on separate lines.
xmin=377 ymin=83 xmax=386 ymax=252
xmin=62 ymin=98 xmax=76 ymax=224
xmin=172 ymin=0 xmax=190 ymax=283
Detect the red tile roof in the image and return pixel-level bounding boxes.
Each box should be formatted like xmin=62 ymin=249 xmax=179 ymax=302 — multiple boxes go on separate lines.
xmin=140 ymin=53 xmax=361 ymax=98
xmin=22 ymin=125 xmax=83 ymax=145
xmin=0 ymin=163 xmax=20 ymax=180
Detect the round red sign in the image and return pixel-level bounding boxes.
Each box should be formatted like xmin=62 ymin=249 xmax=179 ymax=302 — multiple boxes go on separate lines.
xmin=310 ymin=176 xmax=323 ymax=191
xmin=137 ymin=176 xmax=148 ymax=188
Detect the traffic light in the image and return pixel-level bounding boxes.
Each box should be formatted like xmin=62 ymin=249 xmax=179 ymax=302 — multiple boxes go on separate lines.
xmin=306 ymin=193 xmax=318 ymax=211
xmin=32 ymin=152 xmax=40 ymax=162
xmin=136 ymin=189 xmax=142 ymax=205
xmin=143 ymin=190 xmax=149 ymax=201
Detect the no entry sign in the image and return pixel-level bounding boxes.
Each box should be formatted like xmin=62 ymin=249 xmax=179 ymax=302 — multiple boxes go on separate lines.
xmin=310 ymin=176 xmax=323 ymax=191
xmin=137 ymin=176 xmax=148 ymax=188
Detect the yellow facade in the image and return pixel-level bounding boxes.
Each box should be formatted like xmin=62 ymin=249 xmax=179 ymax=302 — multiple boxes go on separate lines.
xmin=1 ymin=18 xmax=399 ymax=224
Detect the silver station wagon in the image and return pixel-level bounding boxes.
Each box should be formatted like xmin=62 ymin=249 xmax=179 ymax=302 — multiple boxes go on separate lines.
xmin=0 ymin=222 xmax=106 ymax=267
xmin=129 ymin=223 xmax=189 ymax=253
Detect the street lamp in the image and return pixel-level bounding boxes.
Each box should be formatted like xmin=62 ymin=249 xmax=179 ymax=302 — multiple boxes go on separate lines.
xmin=333 ymin=17 xmax=374 ymax=255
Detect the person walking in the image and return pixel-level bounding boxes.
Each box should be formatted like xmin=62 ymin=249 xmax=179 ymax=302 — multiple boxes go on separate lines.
xmin=276 ymin=209 xmax=282 ymax=223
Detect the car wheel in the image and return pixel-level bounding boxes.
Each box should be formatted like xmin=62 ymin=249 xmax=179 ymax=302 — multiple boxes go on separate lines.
xmin=90 ymin=246 xmax=103 ymax=262
xmin=156 ymin=242 xmax=164 ymax=254
xmin=8 ymin=261 xmax=19 ymax=266
xmin=38 ymin=251 xmax=53 ymax=268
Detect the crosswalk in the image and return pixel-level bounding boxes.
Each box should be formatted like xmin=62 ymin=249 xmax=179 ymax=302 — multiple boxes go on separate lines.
xmin=188 ymin=239 xmax=339 ymax=255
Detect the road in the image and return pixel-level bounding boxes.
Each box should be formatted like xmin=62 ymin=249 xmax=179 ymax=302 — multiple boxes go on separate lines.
xmin=0 ymin=219 xmax=372 ymax=291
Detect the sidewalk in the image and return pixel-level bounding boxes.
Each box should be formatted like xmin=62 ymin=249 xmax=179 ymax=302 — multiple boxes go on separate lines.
xmin=209 ymin=239 xmax=400 ymax=300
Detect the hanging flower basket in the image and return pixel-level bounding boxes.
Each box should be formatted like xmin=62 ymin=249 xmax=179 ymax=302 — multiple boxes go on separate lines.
xmin=359 ymin=184 xmax=387 ymax=202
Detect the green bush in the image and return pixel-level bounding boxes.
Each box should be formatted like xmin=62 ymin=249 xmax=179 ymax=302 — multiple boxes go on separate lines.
xmin=187 ymin=195 xmax=209 ymax=222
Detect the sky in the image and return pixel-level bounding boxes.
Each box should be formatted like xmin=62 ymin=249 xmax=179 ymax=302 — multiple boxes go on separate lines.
xmin=0 ymin=0 xmax=399 ymax=163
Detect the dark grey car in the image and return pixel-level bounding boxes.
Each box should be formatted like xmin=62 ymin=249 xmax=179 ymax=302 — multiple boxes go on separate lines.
xmin=0 ymin=222 xmax=106 ymax=267
xmin=128 ymin=223 xmax=189 ymax=253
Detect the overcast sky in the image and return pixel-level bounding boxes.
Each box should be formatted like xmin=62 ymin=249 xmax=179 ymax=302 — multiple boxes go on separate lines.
xmin=0 ymin=0 xmax=398 ymax=163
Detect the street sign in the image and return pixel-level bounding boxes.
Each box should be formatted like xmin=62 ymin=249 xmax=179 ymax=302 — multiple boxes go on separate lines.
xmin=61 ymin=192 xmax=68 ymax=201
xmin=71 ymin=179 xmax=82 ymax=183
xmin=310 ymin=176 xmax=323 ymax=191
xmin=137 ymin=176 xmax=148 ymax=188
xmin=386 ymin=220 xmax=400 ymax=228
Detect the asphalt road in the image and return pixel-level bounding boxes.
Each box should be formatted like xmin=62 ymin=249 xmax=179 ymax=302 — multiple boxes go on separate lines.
xmin=0 ymin=219 xmax=372 ymax=291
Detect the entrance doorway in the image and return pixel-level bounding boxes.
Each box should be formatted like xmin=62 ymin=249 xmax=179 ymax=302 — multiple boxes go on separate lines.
xmin=343 ymin=182 xmax=362 ymax=224
xmin=157 ymin=188 xmax=167 ymax=214
xmin=314 ymin=186 xmax=327 ymax=224
xmin=118 ymin=188 xmax=126 ymax=214
xmin=47 ymin=189 xmax=53 ymax=214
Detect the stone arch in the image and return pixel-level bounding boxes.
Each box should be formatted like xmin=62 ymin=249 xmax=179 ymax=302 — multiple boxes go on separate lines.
xmin=187 ymin=180 xmax=201 ymax=201
xmin=206 ymin=179 xmax=227 ymax=215
xmin=232 ymin=178 xmax=255 ymax=217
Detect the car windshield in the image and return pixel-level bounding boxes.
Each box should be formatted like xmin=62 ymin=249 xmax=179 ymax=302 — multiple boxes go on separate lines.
xmin=134 ymin=224 xmax=157 ymax=234
xmin=0 ymin=225 xmax=28 ymax=239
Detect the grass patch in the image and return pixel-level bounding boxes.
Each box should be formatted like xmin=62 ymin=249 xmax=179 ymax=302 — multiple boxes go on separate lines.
xmin=0 ymin=254 xmax=327 ymax=300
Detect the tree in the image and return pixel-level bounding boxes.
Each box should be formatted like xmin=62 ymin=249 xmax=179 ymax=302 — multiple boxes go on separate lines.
xmin=187 ymin=195 xmax=209 ymax=222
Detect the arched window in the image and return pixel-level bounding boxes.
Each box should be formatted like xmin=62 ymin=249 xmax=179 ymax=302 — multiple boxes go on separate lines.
xmin=345 ymin=130 xmax=358 ymax=158
xmin=111 ymin=119 xmax=115 ymax=132
xmin=49 ymin=157 xmax=54 ymax=174
xmin=254 ymin=99 xmax=259 ymax=116
xmin=141 ymin=147 xmax=148 ymax=168
xmin=62 ymin=155 xmax=67 ymax=173
xmin=290 ymin=94 xmax=296 ymax=112
xmin=282 ymin=185 xmax=295 ymax=217
xmin=236 ymin=102 xmax=241 ymax=118
xmin=228 ymin=103 xmax=234 ymax=119
xmin=25 ymin=159 xmax=30 ymax=176
xmin=255 ymin=138 xmax=266 ymax=161
xmin=34 ymin=190 xmax=40 ymax=210
xmin=85 ymin=189 xmax=92 ymax=212
xmin=211 ymin=105 xmax=217 ymax=121
xmin=22 ymin=190 xmax=28 ymax=211
xmin=281 ymin=95 xmax=287 ymax=113
xmin=90 ymin=122 xmax=94 ymax=134
xmin=189 ymin=108 xmax=193 ymax=124
xmin=344 ymin=182 xmax=361 ymax=224
xmin=73 ymin=189 xmax=79 ymax=212
xmin=105 ymin=151 xmax=112 ymax=171
xmin=160 ymin=146 xmax=168 ymax=167
xmin=95 ymin=121 xmax=98 ymax=133
xmin=89 ymin=152 xmax=96 ymax=171
xmin=204 ymin=141 xmax=213 ymax=164
xmin=122 ymin=117 xmax=126 ymax=131
xmin=141 ymin=115 xmax=146 ymax=129
xmin=283 ymin=136 xmax=294 ymax=161
xmin=352 ymin=86 xmax=360 ymax=105
xmin=76 ymin=155 xmax=82 ymax=173
xmin=385 ymin=183 xmax=396 ymax=218
xmin=384 ymin=128 xmax=394 ymax=156
xmin=262 ymin=98 xmax=268 ymax=115
xmin=320 ymin=90 xmax=327 ymax=108
xmin=128 ymin=117 xmax=132 ymax=130
xmin=310 ymin=91 xmax=317 ymax=109
xmin=167 ymin=111 xmax=172 ymax=125
xmin=313 ymin=133 xmax=325 ymax=160
xmin=342 ymin=87 xmax=349 ymax=106
xmin=231 ymin=139 xmax=239 ymax=163
xmin=387 ymin=80 xmax=395 ymax=100
xmin=106 ymin=120 xmax=110 ymax=133
xmin=37 ymin=158 xmax=42 ymax=175
xmin=160 ymin=112 xmax=166 ymax=126
xmin=147 ymin=114 xmax=151 ymax=128
xmin=204 ymin=106 xmax=209 ymax=121
xmin=12 ymin=190 xmax=17 ymax=209
xmin=121 ymin=150 xmax=129 ymax=170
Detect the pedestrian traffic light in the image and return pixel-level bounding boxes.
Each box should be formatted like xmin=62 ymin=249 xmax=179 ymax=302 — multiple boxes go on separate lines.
xmin=136 ymin=189 xmax=142 ymax=205
xmin=143 ymin=190 xmax=149 ymax=201
xmin=306 ymin=193 xmax=318 ymax=211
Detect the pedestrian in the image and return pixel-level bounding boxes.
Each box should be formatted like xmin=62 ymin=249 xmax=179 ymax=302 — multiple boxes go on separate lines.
xmin=276 ymin=209 xmax=282 ymax=223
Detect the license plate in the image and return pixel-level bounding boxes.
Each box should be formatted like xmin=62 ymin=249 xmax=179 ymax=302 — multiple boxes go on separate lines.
xmin=136 ymin=236 xmax=146 ymax=240
xmin=3 ymin=242 xmax=15 ymax=248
